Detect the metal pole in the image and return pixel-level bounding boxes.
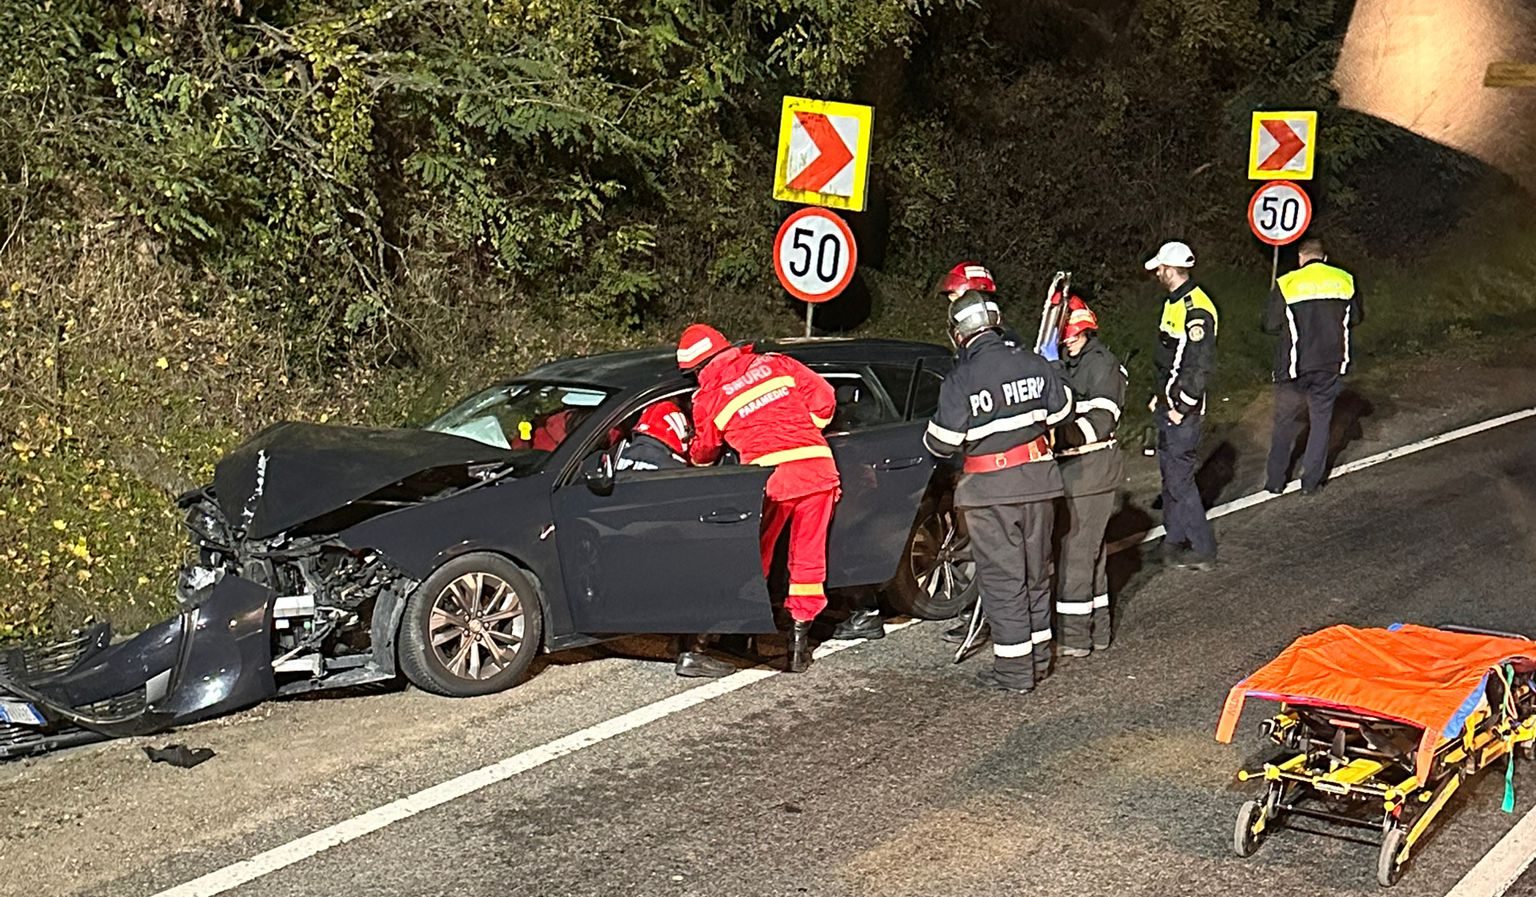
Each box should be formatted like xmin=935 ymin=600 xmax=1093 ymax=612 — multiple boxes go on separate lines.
xmin=1270 ymin=244 xmax=1281 ymax=288
xmin=804 ymin=301 xmax=815 ymax=338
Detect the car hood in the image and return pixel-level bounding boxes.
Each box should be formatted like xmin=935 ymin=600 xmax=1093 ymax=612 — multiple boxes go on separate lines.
xmin=212 ymin=421 xmax=520 ymax=539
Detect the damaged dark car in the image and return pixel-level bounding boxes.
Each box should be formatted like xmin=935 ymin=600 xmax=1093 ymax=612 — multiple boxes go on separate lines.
xmin=0 ymin=338 xmax=978 ymax=758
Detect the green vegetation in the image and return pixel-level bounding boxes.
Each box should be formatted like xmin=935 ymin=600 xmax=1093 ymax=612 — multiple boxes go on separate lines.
xmin=2 ymin=0 xmax=1533 ymax=636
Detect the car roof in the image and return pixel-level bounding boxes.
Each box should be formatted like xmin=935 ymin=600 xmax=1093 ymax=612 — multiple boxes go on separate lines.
xmin=520 ymin=337 xmax=949 ymax=391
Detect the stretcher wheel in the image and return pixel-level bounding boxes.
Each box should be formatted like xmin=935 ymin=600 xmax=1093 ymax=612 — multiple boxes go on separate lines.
xmin=1377 ymin=827 xmax=1405 ymax=888
xmin=1233 ymin=800 xmax=1266 ymax=858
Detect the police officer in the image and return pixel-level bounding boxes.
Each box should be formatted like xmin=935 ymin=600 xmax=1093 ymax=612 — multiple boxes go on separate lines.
xmin=1145 ymin=241 xmax=1219 ymax=570
xmin=1262 ymin=238 xmax=1364 ymax=496
xmin=614 ymin=400 xmax=737 ymax=679
xmin=1051 ymin=297 xmax=1126 ymax=656
xmin=924 ymin=291 xmax=1072 ymax=692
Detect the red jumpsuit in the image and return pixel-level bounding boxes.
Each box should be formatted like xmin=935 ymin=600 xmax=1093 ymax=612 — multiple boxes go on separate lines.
xmin=690 ymin=346 xmax=841 ymax=623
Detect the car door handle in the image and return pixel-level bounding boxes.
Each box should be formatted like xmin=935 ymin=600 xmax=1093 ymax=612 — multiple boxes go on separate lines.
xmin=872 ymin=457 xmax=926 ymax=471
xmin=700 ymin=510 xmax=753 ymax=524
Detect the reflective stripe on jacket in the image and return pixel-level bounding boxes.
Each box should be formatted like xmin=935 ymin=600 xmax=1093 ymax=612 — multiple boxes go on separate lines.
xmin=1263 ymin=261 xmax=1364 ymax=379
xmin=1154 ymin=282 xmax=1219 ymax=416
xmin=690 ymin=345 xmax=840 ymax=501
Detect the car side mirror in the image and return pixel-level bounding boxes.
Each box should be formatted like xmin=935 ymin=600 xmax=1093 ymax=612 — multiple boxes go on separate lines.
xmin=584 ymin=451 xmax=616 ymax=496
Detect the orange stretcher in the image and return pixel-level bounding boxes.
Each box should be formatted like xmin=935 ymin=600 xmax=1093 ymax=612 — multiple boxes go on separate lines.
xmin=1217 ymin=624 xmax=1536 ymax=887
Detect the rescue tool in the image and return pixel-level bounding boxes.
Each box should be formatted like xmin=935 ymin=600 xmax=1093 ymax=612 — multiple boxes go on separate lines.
xmin=1217 ymin=624 xmax=1536 ymax=887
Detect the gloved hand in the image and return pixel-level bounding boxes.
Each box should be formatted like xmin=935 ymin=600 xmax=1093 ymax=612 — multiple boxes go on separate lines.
xmin=1037 ymin=331 xmax=1060 ymax=362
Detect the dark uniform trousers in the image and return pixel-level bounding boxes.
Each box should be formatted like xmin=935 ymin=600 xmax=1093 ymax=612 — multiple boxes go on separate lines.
xmin=1157 ymin=411 xmax=1216 ymax=558
xmin=1056 ymin=489 xmax=1114 ymax=650
xmin=965 ymin=500 xmax=1054 ymax=685
xmin=1265 ymin=371 xmax=1341 ymax=492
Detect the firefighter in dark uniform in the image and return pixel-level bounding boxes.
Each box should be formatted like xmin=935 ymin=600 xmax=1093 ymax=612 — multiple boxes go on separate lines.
xmin=1051 ymin=297 xmax=1126 ymax=655
xmin=614 ymin=400 xmax=736 ymax=679
xmin=924 ymin=291 xmax=1073 ymax=692
xmin=1262 ymin=237 xmax=1364 ymax=496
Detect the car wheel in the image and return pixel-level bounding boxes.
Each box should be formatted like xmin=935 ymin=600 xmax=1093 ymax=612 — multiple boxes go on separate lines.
xmin=881 ymin=497 xmax=979 ymax=620
xmin=397 ymin=553 xmax=544 ymax=697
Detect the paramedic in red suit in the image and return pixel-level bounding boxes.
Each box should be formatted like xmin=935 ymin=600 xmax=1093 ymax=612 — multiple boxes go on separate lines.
xmin=678 ymin=324 xmax=841 ymax=674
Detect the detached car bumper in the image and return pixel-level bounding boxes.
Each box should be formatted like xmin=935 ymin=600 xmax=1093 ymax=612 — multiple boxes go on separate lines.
xmin=0 ymin=575 xmax=278 ymax=757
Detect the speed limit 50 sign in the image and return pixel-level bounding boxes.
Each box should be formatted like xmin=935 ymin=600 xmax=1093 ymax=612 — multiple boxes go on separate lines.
xmin=773 ymin=207 xmax=857 ymax=303
xmin=1247 ymin=181 xmax=1313 ymax=246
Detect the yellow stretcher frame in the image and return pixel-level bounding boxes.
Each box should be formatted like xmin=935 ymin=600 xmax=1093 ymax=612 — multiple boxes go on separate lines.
xmin=1230 ymin=673 xmax=1536 ymax=887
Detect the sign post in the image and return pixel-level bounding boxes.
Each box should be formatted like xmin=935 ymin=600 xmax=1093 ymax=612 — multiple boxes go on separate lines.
xmin=1247 ymin=181 xmax=1314 ymax=286
xmin=773 ymin=207 xmax=858 ymax=335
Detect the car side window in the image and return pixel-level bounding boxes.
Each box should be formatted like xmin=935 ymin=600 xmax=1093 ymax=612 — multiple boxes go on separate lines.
xmin=811 ymin=368 xmax=900 ymax=432
xmin=871 ymin=361 xmax=946 ymax=421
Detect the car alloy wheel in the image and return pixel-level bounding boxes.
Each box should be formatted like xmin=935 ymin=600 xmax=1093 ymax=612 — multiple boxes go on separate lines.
xmin=912 ymin=509 xmax=977 ymax=606
xmin=882 ymin=500 xmax=980 ymax=620
xmin=397 ymin=552 xmax=544 ymax=697
xmin=430 ymin=571 xmax=526 ymax=681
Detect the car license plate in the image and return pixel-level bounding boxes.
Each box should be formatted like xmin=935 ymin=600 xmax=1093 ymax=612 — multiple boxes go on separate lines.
xmin=0 ymin=699 xmax=45 ymax=727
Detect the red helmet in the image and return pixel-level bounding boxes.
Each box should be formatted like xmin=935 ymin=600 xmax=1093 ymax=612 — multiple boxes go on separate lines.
xmin=634 ymin=400 xmax=691 ymax=455
xmin=677 ymin=323 xmax=728 ymax=371
xmin=1062 ymin=295 xmax=1099 ymax=341
xmin=939 ymin=262 xmax=996 ymax=296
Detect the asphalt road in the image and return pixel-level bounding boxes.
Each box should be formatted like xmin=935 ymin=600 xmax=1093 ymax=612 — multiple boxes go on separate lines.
xmin=6 ymin=416 xmax=1536 ymax=897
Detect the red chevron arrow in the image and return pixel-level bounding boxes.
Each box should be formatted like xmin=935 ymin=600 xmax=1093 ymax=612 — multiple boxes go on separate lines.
xmin=786 ymin=112 xmax=855 ymax=193
xmin=1258 ymin=119 xmax=1307 ymax=171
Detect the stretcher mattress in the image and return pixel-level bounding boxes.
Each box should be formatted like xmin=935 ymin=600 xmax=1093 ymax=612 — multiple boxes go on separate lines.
xmin=1217 ymin=624 xmax=1536 ymax=776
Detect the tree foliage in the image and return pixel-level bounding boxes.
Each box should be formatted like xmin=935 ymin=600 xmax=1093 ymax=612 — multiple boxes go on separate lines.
xmin=0 ymin=0 xmax=1504 ymax=635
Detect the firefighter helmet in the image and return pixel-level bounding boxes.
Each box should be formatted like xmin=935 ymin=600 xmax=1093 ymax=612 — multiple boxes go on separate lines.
xmin=1062 ymin=295 xmax=1099 ymax=341
xmin=677 ymin=323 xmax=728 ymax=371
xmin=948 ymin=289 xmax=1003 ymax=346
xmin=939 ymin=262 xmax=996 ymax=297
xmin=633 ymin=400 xmax=691 ymax=456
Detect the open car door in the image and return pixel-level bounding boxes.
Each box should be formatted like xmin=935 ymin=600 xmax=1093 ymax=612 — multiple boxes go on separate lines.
xmin=552 ymin=465 xmax=776 ymax=634
xmin=813 ymin=364 xmax=938 ymax=589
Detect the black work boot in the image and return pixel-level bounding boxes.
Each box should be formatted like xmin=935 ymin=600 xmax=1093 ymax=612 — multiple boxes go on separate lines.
xmin=942 ymin=614 xmax=990 ymax=645
xmin=1091 ymin=623 xmax=1113 ymax=653
xmin=674 ymin=635 xmax=735 ymax=679
xmin=786 ymin=620 xmax=813 ymax=673
xmin=975 ymin=668 xmax=1033 ymax=694
xmin=1174 ymin=550 xmax=1217 ymax=572
xmin=831 ymin=609 xmax=885 ymax=641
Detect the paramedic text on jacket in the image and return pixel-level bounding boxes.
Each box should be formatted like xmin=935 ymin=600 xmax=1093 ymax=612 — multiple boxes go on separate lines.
xmin=679 ymin=323 xmax=840 ymax=674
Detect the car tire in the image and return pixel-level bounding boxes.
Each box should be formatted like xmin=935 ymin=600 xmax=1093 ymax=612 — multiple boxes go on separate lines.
xmin=397 ymin=553 xmax=544 ymax=697
xmin=881 ymin=495 xmax=979 ymax=620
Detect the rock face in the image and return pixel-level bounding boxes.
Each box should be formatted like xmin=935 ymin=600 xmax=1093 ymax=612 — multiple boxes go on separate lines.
xmin=1334 ymin=0 xmax=1536 ymax=192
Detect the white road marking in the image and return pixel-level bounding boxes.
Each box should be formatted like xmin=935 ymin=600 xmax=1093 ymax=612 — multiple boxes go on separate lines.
xmin=152 ymin=404 xmax=1536 ymax=897
xmin=1107 ymin=406 xmax=1536 ymax=553
xmin=1443 ymin=800 xmax=1536 ymax=897
xmin=148 ymin=622 xmax=916 ymax=897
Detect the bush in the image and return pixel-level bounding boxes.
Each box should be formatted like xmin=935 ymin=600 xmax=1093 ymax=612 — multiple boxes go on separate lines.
xmin=1 ymin=0 xmax=1531 ymax=635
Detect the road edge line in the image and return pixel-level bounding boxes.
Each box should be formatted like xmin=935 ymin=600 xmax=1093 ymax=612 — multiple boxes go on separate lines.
xmin=1443 ymin=799 xmax=1536 ymax=897
xmin=152 ymin=403 xmax=1536 ymax=897
xmin=147 ymin=621 xmax=917 ymax=897
xmin=1107 ymin=406 xmax=1536 ymax=554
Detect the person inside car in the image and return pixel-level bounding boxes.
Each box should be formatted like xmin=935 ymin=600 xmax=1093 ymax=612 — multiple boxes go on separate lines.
xmin=510 ymin=407 xmax=581 ymax=452
xmin=613 ymin=399 xmax=736 ymax=679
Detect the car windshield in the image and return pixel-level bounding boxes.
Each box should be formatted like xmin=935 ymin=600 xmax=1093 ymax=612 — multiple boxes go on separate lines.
xmin=425 ymin=382 xmax=612 ymax=452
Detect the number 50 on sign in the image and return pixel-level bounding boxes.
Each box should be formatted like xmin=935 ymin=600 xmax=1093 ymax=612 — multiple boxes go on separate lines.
xmin=1247 ymin=181 xmax=1312 ymax=247
xmin=773 ymin=207 xmax=857 ymax=303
